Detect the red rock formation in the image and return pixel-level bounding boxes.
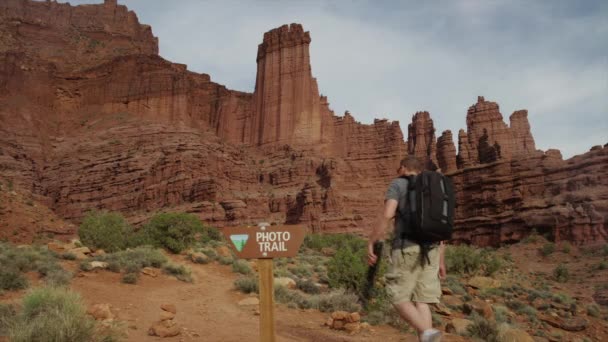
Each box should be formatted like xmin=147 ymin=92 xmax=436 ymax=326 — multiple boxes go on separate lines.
xmin=457 ymin=96 xmax=539 ymax=166
xmin=437 ymin=130 xmax=457 ymax=173
xmin=408 ymin=112 xmax=438 ymax=169
xmin=0 ymin=0 xmax=605 ymax=248
xmin=249 ymin=24 xmax=321 ymax=148
xmin=451 ymin=146 xmax=607 ymax=246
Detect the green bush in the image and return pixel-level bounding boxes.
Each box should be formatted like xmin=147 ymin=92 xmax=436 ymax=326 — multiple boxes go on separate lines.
xmin=199 ymin=225 xmax=222 ymax=244
xmin=78 ymin=211 xmax=133 ymax=252
xmin=296 ymin=279 xmax=320 ymax=294
xmin=587 ymin=304 xmax=600 ymax=318
xmin=7 ymin=287 xmax=95 ymax=342
xmin=90 ymin=246 xmax=167 ymax=275
xmin=45 ymin=269 xmax=73 ymax=287
xmin=326 ymin=241 xmax=367 ymax=297
xmin=561 ymin=242 xmax=572 ymax=254
xmin=311 ymin=288 xmax=362 ymax=313
xmin=121 ymin=273 xmax=138 ymax=284
xmin=0 ymin=268 xmax=29 ymax=291
xmin=234 ymin=277 xmax=259 ymax=294
xmin=231 ymin=260 xmax=252 ymax=275
xmin=445 ymin=245 xmax=503 ymax=276
xmin=162 ymin=263 xmax=193 ymax=282
xmin=553 ymin=263 xmax=569 ymax=283
xmin=142 ymin=212 xmax=202 ymax=253
xmin=540 ymin=243 xmax=555 ymax=256
xmin=0 ymin=303 xmax=16 ymax=335
xmin=466 ymin=314 xmax=499 ymax=342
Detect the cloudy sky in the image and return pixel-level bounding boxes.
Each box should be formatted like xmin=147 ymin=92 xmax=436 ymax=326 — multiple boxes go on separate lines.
xmin=64 ymin=0 xmax=606 ymax=158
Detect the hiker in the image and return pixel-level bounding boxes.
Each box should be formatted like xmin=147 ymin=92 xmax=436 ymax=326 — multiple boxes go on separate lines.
xmin=368 ymin=156 xmax=447 ymax=342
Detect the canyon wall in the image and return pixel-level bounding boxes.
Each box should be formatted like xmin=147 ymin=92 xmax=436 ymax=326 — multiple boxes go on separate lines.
xmin=0 ymin=0 xmax=605 ymax=246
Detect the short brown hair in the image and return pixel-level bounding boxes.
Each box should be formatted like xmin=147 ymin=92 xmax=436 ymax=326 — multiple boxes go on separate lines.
xmin=399 ymin=156 xmax=423 ymax=172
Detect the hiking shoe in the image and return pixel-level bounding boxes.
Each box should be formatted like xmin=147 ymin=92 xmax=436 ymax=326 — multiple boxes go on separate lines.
xmin=420 ymin=328 xmax=442 ymax=342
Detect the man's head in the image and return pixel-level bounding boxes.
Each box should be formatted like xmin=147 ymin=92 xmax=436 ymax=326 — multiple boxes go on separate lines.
xmin=397 ymin=156 xmax=422 ymax=176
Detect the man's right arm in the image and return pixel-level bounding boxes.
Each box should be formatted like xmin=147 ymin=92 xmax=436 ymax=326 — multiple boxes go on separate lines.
xmin=367 ymin=198 xmax=398 ymax=265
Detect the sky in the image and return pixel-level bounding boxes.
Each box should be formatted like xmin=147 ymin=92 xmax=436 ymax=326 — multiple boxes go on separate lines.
xmin=61 ymin=0 xmax=607 ymax=159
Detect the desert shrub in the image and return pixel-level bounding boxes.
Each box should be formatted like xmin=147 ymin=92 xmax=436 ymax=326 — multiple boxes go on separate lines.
xmin=493 ymin=305 xmax=511 ymax=324
xmin=200 ymin=247 xmax=217 ymax=259
xmin=445 ymin=245 xmax=503 ymax=276
xmin=61 ymin=252 xmax=77 ymax=260
xmin=445 ymin=275 xmax=467 ymax=295
xmin=0 ymin=268 xmax=28 ymax=290
xmin=326 ymin=236 xmax=369 ymax=297
xmin=218 ymin=255 xmax=234 ymax=265
xmin=466 ymin=314 xmax=499 ymax=342
xmin=552 ymin=292 xmax=575 ymax=305
xmin=78 ymin=210 xmax=133 ymax=252
xmin=198 ymin=225 xmax=222 ymax=244
xmin=603 ymin=244 xmax=608 ymax=256
xmin=234 ymin=277 xmax=258 ymax=294
xmin=290 ymin=264 xmax=312 ymax=278
xmin=0 ymin=303 xmax=16 ymax=335
xmin=522 ymin=230 xmax=539 ymax=244
xmin=0 ymin=243 xmax=64 ymax=281
xmin=274 ymin=285 xmax=312 ymax=309
xmin=92 ymin=246 xmax=166 ymax=273
xmin=7 ymin=287 xmax=95 ymax=342
xmin=121 ymin=273 xmax=138 ymax=284
xmin=540 ymin=243 xmax=555 ymax=256
xmin=597 ymin=261 xmax=607 ymax=270
xmin=231 ymin=260 xmax=252 ymax=275
xmin=553 ymin=263 xmax=569 ymax=283
xmin=561 ymin=242 xmax=572 ymax=254
xmin=587 ymin=304 xmax=600 ymax=318
xmin=311 ymin=288 xmax=361 ymax=313
xmin=162 ymin=263 xmax=193 ymax=282
xmin=45 ymin=269 xmax=73 ymax=287
xmin=296 ymin=279 xmax=320 ymax=294
xmin=142 ymin=212 xmax=202 ymax=253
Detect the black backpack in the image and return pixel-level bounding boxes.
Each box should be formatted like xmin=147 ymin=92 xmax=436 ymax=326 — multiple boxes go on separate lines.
xmin=397 ymin=171 xmax=455 ymax=263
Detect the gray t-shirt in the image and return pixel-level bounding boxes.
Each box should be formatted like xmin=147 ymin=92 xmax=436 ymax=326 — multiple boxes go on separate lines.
xmin=385 ymin=177 xmax=413 ymax=248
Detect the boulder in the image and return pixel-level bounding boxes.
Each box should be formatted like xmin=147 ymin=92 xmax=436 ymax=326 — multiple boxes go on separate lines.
xmin=274 ymin=277 xmax=296 ymax=289
xmin=160 ymin=311 xmax=175 ymax=321
xmin=238 ymin=297 xmax=260 ymax=306
xmin=446 ymin=318 xmax=473 ymax=335
xmin=160 ymin=304 xmax=177 ymax=314
xmin=498 ymin=328 xmax=534 ymax=342
xmin=148 ymin=320 xmax=180 ymax=337
xmin=142 ymin=267 xmax=160 ymax=277
xmin=89 ymin=261 xmax=109 ymax=270
xmin=87 ymin=304 xmax=113 ymax=320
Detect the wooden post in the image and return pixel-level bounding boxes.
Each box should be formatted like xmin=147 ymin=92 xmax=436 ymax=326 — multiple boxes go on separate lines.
xmin=258 ymin=258 xmax=275 ymax=342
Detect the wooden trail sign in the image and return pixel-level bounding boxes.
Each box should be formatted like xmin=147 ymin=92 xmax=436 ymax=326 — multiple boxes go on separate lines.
xmin=222 ymin=224 xmax=306 ymax=342
xmin=222 ymin=225 xmax=306 ymax=259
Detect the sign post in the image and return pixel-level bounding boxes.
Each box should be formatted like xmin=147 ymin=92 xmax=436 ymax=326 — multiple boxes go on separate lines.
xmin=222 ymin=223 xmax=306 ymax=342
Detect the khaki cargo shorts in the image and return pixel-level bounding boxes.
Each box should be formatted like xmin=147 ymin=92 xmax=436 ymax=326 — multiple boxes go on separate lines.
xmin=385 ymin=242 xmax=441 ymax=304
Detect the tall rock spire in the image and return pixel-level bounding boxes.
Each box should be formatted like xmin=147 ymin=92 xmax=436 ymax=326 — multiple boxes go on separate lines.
xmin=250 ymin=24 xmax=322 ymax=147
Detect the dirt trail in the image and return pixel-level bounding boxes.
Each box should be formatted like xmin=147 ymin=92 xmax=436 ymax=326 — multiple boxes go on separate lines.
xmin=69 ymin=258 xmax=414 ymax=342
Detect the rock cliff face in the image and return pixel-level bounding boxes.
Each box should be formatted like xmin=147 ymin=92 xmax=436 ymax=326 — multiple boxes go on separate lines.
xmin=456 ymin=96 xmax=540 ymax=166
xmin=0 ymin=0 xmax=605 ymax=246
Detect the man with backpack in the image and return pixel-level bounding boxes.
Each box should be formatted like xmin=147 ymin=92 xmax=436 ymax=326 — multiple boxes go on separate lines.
xmin=368 ymin=156 xmax=453 ymax=342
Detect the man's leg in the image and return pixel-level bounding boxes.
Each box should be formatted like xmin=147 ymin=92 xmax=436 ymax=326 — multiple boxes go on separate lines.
xmin=415 ymin=302 xmax=433 ymax=330
xmin=393 ymin=300 xmax=432 ymax=334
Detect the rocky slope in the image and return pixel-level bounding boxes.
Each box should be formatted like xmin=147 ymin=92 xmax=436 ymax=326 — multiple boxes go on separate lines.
xmin=0 ymin=0 xmax=605 ymax=246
